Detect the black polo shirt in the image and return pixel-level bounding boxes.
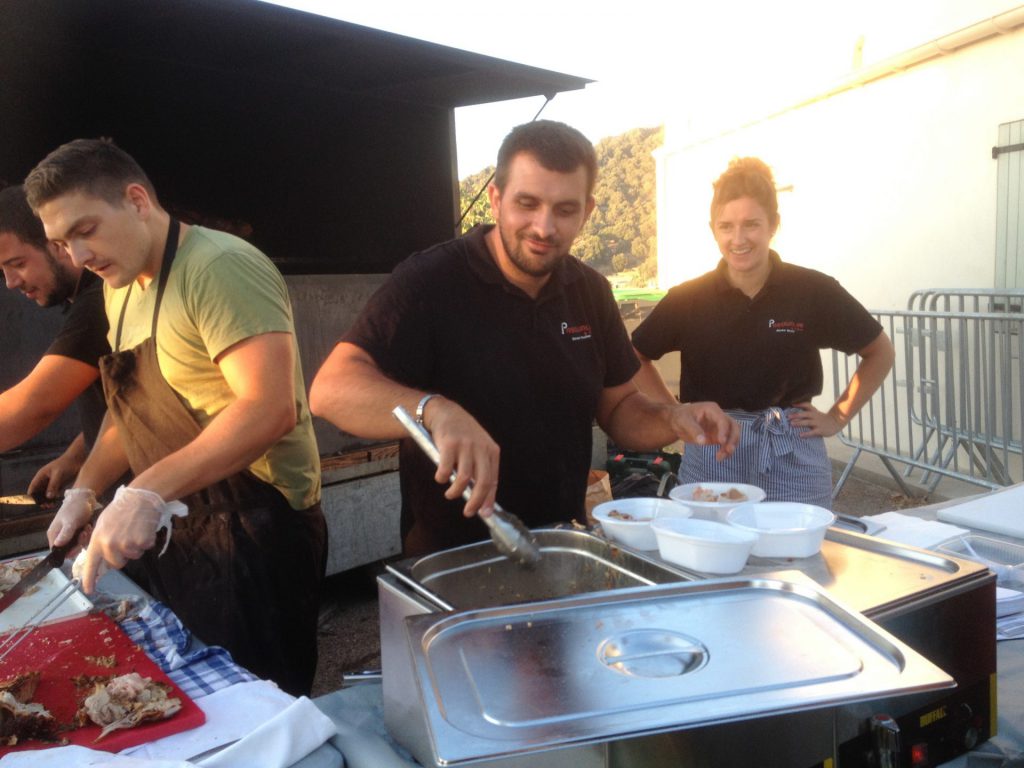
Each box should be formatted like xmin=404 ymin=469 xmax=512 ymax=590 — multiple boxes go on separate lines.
xmin=343 ymin=225 xmax=640 ymax=555
xmin=632 ymin=251 xmax=882 ymax=411
xmin=45 ymin=269 xmax=110 ymax=447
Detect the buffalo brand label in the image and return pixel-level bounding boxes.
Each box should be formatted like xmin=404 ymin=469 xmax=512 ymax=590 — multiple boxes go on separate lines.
xmin=919 ymin=705 xmax=948 ymax=728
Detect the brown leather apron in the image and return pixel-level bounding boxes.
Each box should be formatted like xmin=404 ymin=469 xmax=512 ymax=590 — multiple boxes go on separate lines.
xmin=99 ymin=219 xmax=326 ymax=696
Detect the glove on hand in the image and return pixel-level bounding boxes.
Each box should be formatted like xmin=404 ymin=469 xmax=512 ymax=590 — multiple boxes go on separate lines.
xmin=73 ymin=486 xmax=188 ymax=590
xmin=47 ymin=487 xmax=101 ymax=550
xmin=100 ymin=485 xmax=188 ymax=556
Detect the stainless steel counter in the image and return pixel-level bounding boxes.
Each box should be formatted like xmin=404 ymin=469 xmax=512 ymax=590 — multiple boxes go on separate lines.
xmin=652 ymin=526 xmax=988 ymax=617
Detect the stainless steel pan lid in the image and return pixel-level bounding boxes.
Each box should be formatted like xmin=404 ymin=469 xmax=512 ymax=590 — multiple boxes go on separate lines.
xmin=404 ymin=573 xmax=955 ymax=765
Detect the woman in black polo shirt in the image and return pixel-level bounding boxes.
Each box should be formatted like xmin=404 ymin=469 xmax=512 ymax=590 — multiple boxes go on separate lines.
xmin=631 ymin=157 xmax=894 ymax=508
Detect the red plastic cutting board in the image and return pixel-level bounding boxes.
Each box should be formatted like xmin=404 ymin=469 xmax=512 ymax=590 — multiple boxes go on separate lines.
xmin=0 ymin=612 xmax=205 ymax=756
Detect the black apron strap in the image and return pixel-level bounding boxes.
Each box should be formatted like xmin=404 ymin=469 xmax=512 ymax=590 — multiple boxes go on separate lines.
xmin=113 ymin=218 xmax=180 ymax=351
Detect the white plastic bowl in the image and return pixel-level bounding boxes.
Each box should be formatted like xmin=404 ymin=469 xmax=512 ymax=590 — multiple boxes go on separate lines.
xmin=668 ymin=482 xmax=767 ymax=521
xmin=650 ymin=517 xmax=758 ymax=574
xmin=726 ymin=502 xmax=836 ymax=558
xmin=592 ymin=498 xmax=693 ymax=551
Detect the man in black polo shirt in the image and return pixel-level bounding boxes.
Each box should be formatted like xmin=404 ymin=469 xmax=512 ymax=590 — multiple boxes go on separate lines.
xmin=311 ymin=120 xmax=739 ymax=556
xmin=0 ymin=185 xmax=109 ymax=498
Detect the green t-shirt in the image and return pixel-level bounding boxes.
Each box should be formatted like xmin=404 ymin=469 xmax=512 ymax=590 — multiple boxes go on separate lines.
xmin=105 ymin=225 xmax=320 ymax=509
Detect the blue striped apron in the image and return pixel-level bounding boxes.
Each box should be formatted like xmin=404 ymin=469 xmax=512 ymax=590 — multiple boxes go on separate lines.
xmin=678 ymin=406 xmax=833 ymax=509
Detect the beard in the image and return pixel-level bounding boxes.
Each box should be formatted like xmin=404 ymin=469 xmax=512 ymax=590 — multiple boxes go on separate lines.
xmin=498 ymin=224 xmax=567 ymax=279
xmin=38 ymin=249 xmax=80 ymax=307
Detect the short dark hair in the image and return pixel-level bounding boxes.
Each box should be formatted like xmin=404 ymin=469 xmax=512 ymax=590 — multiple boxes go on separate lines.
xmin=24 ymin=137 xmax=157 ymax=211
xmin=710 ymin=157 xmax=779 ymax=227
xmin=0 ymin=184 xmax=48 ymax=248
xmin=495 ymin=120 xmax=598 ymax=196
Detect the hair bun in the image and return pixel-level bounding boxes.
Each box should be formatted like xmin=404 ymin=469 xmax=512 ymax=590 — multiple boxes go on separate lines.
xmin=711 ymin=156 xmax=780 ymax=226
xmin=727 ymin=157 xmax=775 ymax=186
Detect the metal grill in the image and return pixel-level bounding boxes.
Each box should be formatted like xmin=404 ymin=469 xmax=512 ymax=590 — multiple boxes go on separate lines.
xmin=833 ymin=291 xmax=1024 ymax=496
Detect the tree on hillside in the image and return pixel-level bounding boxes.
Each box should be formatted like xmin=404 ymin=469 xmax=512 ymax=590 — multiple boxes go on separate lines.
xmin=458 ymin=166 xmax=495 ymax=231
xmin=580 ymin=126 xmax=662 ymax=279
xmin=458 ymin=125 xmax=662 ymax=284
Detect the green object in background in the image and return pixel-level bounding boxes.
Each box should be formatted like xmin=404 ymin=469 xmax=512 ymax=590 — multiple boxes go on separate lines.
xmin=606 ymin=449 xmax=681 ymax=479
xmin=613 ymin=287 xmax=666 ymax=303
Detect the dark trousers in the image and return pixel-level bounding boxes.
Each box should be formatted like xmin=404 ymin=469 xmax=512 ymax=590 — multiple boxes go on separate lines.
xmin=129 ymin=489 xmax=327 ymax=697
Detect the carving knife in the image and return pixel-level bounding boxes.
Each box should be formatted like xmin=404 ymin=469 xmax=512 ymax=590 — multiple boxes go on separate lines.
xmin=0 ymin=534 xmax=81 ymax=615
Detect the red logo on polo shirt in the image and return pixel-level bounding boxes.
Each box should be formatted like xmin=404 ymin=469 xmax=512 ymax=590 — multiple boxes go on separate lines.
xmin=768 ymin=319 xmax=805 ymax=334
xmin=561 ymin=321 xmax=592 ymax=341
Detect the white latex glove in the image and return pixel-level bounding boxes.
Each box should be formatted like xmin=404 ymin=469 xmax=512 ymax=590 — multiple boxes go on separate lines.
xmin=76 ymin=485 xmax=187 ymax=594
xmin=72 ymin=547 xmax=105 ymax=586
xmin=47 ymin=487 xmax=100 ymax=551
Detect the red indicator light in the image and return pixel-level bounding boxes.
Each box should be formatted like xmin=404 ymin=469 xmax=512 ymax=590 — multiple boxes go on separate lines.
xmin=911 ymin=742 xmax=928 ymax=767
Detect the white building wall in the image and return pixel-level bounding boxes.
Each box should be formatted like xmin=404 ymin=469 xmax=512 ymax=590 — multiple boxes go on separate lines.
xmin=656 ymin=21 xmax=1024 ymax=312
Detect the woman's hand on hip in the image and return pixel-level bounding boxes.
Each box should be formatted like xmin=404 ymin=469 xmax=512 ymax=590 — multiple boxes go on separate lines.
xmin=788 ymin=402 xmax=843 ymax=438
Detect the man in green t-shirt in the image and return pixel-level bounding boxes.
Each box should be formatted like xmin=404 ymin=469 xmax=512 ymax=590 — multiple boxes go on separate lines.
xmin=25 ymin=138 xmax=326 ymax=697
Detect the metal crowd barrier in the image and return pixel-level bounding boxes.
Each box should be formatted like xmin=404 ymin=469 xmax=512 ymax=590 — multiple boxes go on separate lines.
xmin=908 ymin=288 xmax=1024 ymax=314
xmin=832 ymin=300 xmax=1024 ymax=497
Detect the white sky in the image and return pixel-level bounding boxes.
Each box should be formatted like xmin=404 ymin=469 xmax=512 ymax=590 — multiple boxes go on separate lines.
xmin=265 ymin=0 xmax=1017 ymax=176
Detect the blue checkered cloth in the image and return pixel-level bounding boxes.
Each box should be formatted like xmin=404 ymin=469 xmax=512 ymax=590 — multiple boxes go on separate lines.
xmin=120 ymin=601 xmax=259 ymax=700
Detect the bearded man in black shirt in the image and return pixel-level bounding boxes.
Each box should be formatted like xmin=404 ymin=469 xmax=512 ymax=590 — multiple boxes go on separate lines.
xmin=0 ymin=184 xmax=110 ymax=499
xmin=311 ymin=121 xmax=740 ymax=556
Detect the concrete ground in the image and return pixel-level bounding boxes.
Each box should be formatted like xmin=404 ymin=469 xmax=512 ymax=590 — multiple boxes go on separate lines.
xmin=313 ymin=561 xmax=384 ymax=697
xmin=309 ymin=455 xmax=978 ymax=697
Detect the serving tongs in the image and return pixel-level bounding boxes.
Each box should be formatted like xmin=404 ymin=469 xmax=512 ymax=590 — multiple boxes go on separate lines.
xmin=0 ymin=578 xmax=82 ymax=662
xmin=0 ymin=569 xmax=83 ymax=663
xmin=0 ymin=524 xmax=90 ymax=661
xmin=393 ymin=405 xmax=541 ymax=567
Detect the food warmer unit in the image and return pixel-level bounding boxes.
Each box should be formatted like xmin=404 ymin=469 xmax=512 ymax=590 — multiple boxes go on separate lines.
xmin=378 ymin=525 xmax=995 ymax=767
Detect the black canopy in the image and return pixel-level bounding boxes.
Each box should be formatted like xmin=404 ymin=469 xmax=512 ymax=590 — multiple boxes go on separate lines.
xmin=0 ymin=0 xmax=590 ymax=272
